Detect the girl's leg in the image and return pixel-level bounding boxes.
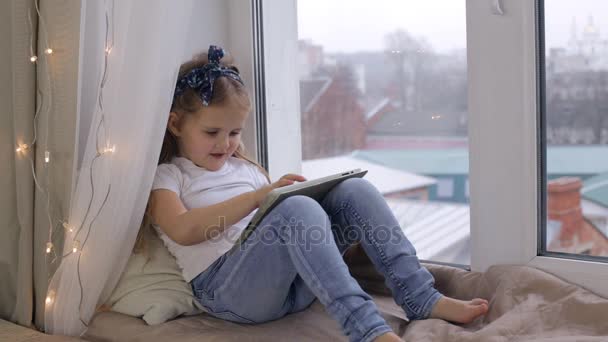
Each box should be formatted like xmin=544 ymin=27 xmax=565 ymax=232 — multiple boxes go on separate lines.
xmin=191 ymin=195 xmax=393 ymax=342
xmin=320 ymin=178 xmax=488 ymax=322
xmin=320 ymin=178 xmax=440 ymax=319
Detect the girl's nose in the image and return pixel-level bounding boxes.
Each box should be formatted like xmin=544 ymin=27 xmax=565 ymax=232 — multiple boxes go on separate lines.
xmin=216 ymin=135 xmax=230 ymax=150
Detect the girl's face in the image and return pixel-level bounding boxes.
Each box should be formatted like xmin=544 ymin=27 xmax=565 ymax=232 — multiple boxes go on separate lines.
xmin=169 ymin=102 xmax=248 ymax=171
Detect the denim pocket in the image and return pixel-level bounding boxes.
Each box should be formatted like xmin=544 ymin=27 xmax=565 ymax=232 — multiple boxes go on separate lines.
xmin=192 ymin=254 xmax=228 ymax=300
xmin=206 ymin=309 xmax=256 ymax=324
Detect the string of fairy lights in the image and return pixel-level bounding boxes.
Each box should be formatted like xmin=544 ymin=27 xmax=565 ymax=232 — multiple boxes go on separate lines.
xmin=18 ymin=0 xmax=116 ymax=329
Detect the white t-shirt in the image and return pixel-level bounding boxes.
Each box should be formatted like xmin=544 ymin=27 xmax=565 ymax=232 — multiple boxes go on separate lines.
xmin=151 ymin=156 xmax=269 ymax=282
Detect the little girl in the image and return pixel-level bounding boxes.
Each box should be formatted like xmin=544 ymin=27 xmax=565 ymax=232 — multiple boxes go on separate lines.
xmin=147 ymin=45 xmax=488 ymax=342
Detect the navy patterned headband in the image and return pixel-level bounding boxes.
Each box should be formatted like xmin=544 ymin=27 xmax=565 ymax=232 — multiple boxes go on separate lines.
xmin=174 ymin=45 xmax=244 ymax=106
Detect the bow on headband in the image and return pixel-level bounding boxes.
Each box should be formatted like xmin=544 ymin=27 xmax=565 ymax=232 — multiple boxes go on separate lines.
xmin=174 ymin=45 xmax=244 ymax=106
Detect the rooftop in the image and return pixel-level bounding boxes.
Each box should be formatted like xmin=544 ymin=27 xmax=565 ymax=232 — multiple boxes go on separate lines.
xmin=302 ymin=156 xmax=436 ymax=195
xmin=582 ymin=172 xmax=608 ymax=208
xmin=353 ymin=145 xmax=608 ymax=175
xmin=385 ymin=198 xmax=470 ymax=263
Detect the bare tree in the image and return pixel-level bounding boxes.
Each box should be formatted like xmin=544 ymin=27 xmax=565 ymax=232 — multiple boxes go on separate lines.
xmin=384 ymin=29 xmax=433 ymax=111
xmin=546 ymin=70 xmax=608 ymax=144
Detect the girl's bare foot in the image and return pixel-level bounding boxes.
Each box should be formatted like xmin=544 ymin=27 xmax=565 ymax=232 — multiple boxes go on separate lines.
xmin=374 ymin=331 xmax=404 ymax=342
xmin=429 ymin=296 xmax=489 ymax=324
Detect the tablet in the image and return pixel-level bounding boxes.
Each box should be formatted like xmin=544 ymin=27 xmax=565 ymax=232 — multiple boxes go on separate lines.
xmin=231 ymin=168 xmax=368 ymax=250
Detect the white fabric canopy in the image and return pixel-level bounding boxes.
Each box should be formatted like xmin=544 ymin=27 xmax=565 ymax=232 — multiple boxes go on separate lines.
xmin=44 ymin=0 xmax=197 ymax=335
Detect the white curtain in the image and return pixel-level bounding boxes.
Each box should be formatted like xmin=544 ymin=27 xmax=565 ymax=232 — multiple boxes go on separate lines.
xmin=45 ymin=0 xmax=197 ymax=335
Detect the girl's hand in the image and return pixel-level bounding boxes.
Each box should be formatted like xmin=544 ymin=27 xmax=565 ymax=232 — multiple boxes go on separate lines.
xmin=277 ymin=173 xmax=307 ymax=184
xmin=253 ymin=174 xmax=307 ymax=207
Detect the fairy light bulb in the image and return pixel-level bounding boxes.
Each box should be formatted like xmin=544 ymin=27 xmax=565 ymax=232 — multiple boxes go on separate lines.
xmin=45 ymin=48 xmax=53 ymax=55
xmin=103 ymin=144 xmax=116 ymax=154
xmin=16 ymin=144 xmax=29 ymax=153
xmin=45 ymin=290 xmax=56 ymax=307
xmin=45 ymin=291 xmax=55 ymax=306
xmin=30 ymin=56 xmax=38 ymax=63
xmin=105 ymin=47 xmax=113 ymax=55
xmin=72 ymin=240 xmax=81 ymax=254
xmin=45 ymin=151 xmax=50 ymax=163
xmin=62 ymin=221 xmax=74 ymax=233
xmin=46 ymin=242 xmax=53 ymax=254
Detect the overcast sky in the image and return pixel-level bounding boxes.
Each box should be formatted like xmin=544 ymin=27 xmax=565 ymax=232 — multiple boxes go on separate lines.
xmin=298 ymin=0 xmax=608 ymax=54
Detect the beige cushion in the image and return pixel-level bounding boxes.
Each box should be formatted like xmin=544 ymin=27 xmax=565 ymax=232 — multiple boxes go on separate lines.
xmin=106 ymin=226 xmax=205 ymax=325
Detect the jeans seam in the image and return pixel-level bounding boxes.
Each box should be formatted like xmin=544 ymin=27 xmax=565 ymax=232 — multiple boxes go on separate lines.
xmin=360 ymin=324 xmax=393 ymax=342
xmin=208 ymin=308 xmax=257 ymax=324
xmin=419 ymin=290 xmax=442 ymax=319
xmin=340 ymin=200 xmax=424 ymax=318
xmin=275 ymin=211 xmax=371 ymax=337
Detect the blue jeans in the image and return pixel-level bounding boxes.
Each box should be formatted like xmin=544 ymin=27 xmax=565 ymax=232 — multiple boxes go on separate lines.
xmin=190 ymin=178 xmax=441 ymax=342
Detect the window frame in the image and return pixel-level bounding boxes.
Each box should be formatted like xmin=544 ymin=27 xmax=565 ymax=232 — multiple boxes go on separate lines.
xmin=257 ymin=0 xmax=608 ymax=297
xmin=256 ymin=0 xmax=302 ymax=180
xmin=469 ymin=0 xmax=608 ymax=297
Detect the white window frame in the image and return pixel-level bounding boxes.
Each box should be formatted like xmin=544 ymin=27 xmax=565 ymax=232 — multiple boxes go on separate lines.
xmin=259 ymin=0 xmax=302 ymax=180
xmin=227 ymin=0 xmax=258 ymax=161
xmin=467 ymin=0 xmax=608 ymax=298
xmin=260 ymin=0 xmax=608 ymax=297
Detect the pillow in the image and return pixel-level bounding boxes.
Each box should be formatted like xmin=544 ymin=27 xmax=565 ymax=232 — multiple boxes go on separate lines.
xmin=106 ymin=225 xmax=205 ymax=325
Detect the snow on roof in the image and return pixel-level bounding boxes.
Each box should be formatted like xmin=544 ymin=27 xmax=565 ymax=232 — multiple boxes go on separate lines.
xmin=302 ymin=155 xmax=436 ymax=195
xmin=385 ymin=198 xmax=470 ymax=261
xmin=364 ymin=98 xmax=390 ymax=121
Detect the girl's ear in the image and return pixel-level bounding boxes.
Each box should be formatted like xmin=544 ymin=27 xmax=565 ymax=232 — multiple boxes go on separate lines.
xmin=168 ymin=111 xmax=182 ymax=136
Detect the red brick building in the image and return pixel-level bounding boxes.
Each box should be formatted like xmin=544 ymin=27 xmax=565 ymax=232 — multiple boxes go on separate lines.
xmin=547 ymin=177 xmax=608 ymax=256
xmin=300 ymin=68 xmax=367 ymax=160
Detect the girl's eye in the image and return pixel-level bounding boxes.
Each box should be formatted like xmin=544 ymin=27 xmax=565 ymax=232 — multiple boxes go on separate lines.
xmin=204 ymin=131 xmax=239 ymax=136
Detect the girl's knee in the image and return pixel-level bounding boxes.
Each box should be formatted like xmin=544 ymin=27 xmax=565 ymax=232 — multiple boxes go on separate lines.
xmin=276 ymin=195 xmax=324 ymax=214
xmin=342 ymin=176 xmax=372 ymax=188
xmin=283 ymin=194 xmax=319 ymax=206
xmin=334 ymin=177 xmax=375 ymax=196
